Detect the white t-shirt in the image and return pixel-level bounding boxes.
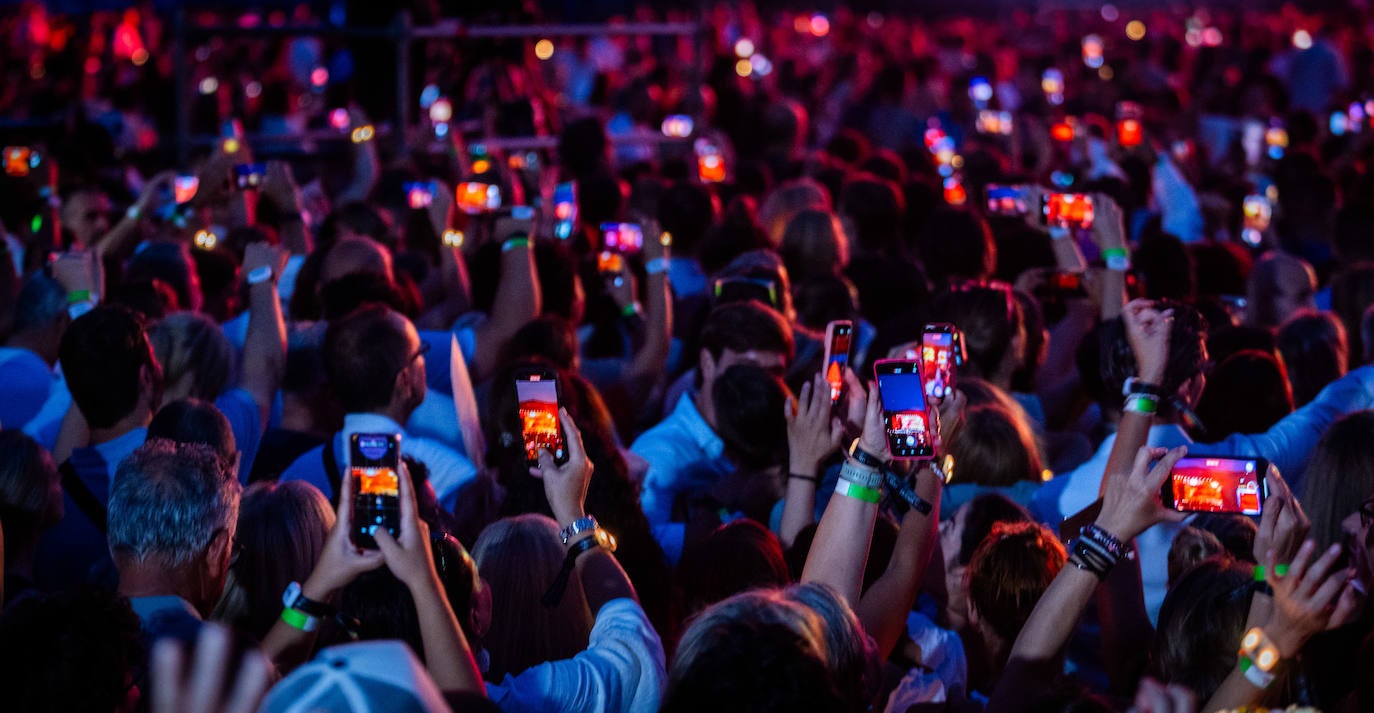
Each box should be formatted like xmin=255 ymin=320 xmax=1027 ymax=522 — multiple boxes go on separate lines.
xmin=485 ymin=598 xmax=666 ymax=713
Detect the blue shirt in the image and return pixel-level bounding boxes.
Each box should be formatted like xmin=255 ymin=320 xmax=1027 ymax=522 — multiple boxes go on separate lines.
xmin=278 ymin=412 xmax=477 ymax=512
xmin=215 ymin=388 xmax=263 ymax=484
xmin=34 ymin=427 xmax=147 ymax=592
xmin=630 ymin=395 xmax=732 ymax=563
xmin=0 ymin=347 xmax=55 ymax=429
xmin=130 ymin=595 xmax=202 ymax=648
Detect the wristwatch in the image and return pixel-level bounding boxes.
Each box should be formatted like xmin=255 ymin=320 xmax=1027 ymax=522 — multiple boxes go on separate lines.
xmin=282 ymin=581 xmax=335 ymax=618
xmin=559 ymin=515 xmax=599 ymax=545
xmin=247 ymin=265 xmax=274 ymax=286
xmin=839 ymin=460 xmax=885 ymax=490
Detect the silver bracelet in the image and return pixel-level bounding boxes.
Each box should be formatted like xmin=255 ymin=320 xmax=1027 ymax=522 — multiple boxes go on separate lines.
xmin=839 ymin=460 xmax=884 ymax=489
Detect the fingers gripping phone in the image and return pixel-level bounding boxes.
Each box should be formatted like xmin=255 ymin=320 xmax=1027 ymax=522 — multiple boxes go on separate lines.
xmin=823 ymin=320 xmax=853 ymax=403
xmin=515 ymin=368 xmax=569 ymax=467
xmin=921 ymin=323 xmax=962 ymax=400
xmin=350 ymin=433 xmax=402 ymax=549
xmin=1163 ymin=456 xmax=1269 ymax=516
xmin=874 ymin=359 xmax=938 ymax=460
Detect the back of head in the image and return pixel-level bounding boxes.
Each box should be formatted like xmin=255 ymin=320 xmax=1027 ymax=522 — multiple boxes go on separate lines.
xmin=1134 ymin=232 xmax=1194 ymax=301
xmin=259 ymin=640 xmax=451 ymax=713
xmin=0 ymin=429 xmax=59 ymax=552
xmin=1100 ymin=304 xmax=1207 ymax=413
xmin=150 ymin=312 xmax=233 ymax=402
xmin=712 ymin=364 xmax=789 ymax=471
xmin=323 ymin=306 xmax=412 ymax=414
xmin=958 ymin=493 xmax=1035 ymax=567
xmin=504 ymin=316 xmax=579 ymax=371
xmin=472 ymin=514 xmax=591 ymax=680
xmin=1302 ymin=411 xmax=1374 ymax=548
xmin=1151 ymin=557 xmax=1252 ymax=701
xmin=838 ymin=174 xmax=904 ymax=253
xmin=782 ymin=582 xmax=879 ymax=709
xmin=664 ymin=589 xmax=845 ymax=713
xmin=700 ymin=301 xmax=795 ymax=364
xmin=1166 ymin=526 xmax=1224 ymax=588
xmin=659 ymin=181 xmax=718 ymax=257
xmin=125 ymin=241 xmax=201 ymax=312
xmin=108 ymin=439 xmax=241 ymax=570
xmin=12 ymin=273 xmax=66 ymax=334
xmin=319 ymin=270 xmax=406 ymax=322
xmin=218 ymin=481 xmax=333 ymax=639
xmin=59 ymin=304 xmax=161 ymax=430
xmin=758 ymin=178 xmax=830 ymax=247
xmin=148 ymin=398 xmax=237 ymax=466
xmin=916 ymin=208 xmax=996 ymax=286
xmin=1245 ymin=251 xmax=1317 ymax=329
xmin=558 ymin=117 xmax=610 ymax=178
xmin=925 ymin=284 xmax=1022 ymax=380
xmin=779 ymin=209 xmax=848 ymax=282
xmin=948 ymin=406 xmax=1043 ymax=487
xmin=1277 ymin=311 xmax=1348 ymax=407
xmin=1194 ymin=349 xmax=1293 ymax=439
xmin=967 ymin=521 xmax=1066 ymax=646
xmin=679 ymin=520 xmax=790 ymax=615
xmin=0 ymin=587 xmax=145 ymax=713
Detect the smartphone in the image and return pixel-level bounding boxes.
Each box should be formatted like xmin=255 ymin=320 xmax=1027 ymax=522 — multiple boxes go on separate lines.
xmin=1042 ymin=270 xmax=1088 ymax=297
xmin=597 ymin=251 xmax=624 ymax=275
xmin=4 ymin=146 xmax=34 ymax=177
xmin=823 ymin=320 xmax=853 ymax=403
xmin=695 ymin=139 xmax=726 ymax=183
xmin=405 ymin=181 xmax=435 ymax=209
xmin=1117 ymin=119 xmax=1143 ymax=147
xmin=553 ymin=181 xmax=577 ymax=240
xmin=1050 ymin=120 xmax=1076 ymax=143
xmin=456 ymin=182 xmax=501 ymax=214
xmin=173 ymin=175 xmax=199 ymax=204
xmin=468 ymin=144 xmax=492 ymax=174
xmin=662 ymin=114 xmax=695 ymax=138
xmin=515 ymin=368 xmax=568 ymax=466
xmin=1163 ymin=456 xmax=1269 ymax=516
xmin=349 ymin=432 xmax=402 ymax=549
xmin=985 ymin=184 xmax=1029 ymax=216
xmin=874 ymin=359 xmax=937 ymax=460
xmin=234 ymin=163 xmax=267 ymax=190
xmin=943 ymin=177 xmax=967 ymax=206
xmin=601 ymin=222 xmax=644 ymax=254
xmin=1043 ymin=193 xmax=1094 ymax=229
xmin=921 ymin=324 xmax=962 ymax=400
xmin=976 ymin=110 xmax=1013 ymax=136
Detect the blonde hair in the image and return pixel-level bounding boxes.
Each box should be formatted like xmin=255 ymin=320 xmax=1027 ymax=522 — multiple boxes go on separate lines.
xmin=473 ymin=515 xmax=592 ymax=680
xmin=150 ymin=312 xmax=234 ymax=401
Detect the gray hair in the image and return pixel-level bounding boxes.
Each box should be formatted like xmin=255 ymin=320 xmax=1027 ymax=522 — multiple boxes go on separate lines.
xmin=13 ymin=274 xmax=67 ymax=333
xmin=108 ymin=439 xmax=241 ymax=568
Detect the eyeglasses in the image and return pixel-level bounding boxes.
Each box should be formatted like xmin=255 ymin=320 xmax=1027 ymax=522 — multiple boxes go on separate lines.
xmin=409 ymin=342 xmax=431 ymax=365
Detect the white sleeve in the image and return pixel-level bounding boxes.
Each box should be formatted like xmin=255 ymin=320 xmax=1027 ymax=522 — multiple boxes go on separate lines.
xmin=487 ymin=599 xmax=666 ymax=713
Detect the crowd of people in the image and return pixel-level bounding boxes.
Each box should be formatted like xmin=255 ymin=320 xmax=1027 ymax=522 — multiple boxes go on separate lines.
xmin=2 ymin=1 xmax=1374 ymax=712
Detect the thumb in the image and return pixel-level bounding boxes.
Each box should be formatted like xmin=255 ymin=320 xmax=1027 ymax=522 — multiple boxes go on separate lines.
xmin=373 ymin=527 xmax=402 ymax=560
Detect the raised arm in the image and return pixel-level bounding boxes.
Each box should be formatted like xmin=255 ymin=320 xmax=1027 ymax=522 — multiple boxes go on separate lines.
xmin=334 ymin=108 xmax=380 ymax=205
xmin=374 ymin=462 xmax=485 ymax=695
xmin=621 ymin=221 xmax=673 ymax=398
xmin=239 ymin=242 xmax=288 ymax=426
xmin=536 ymin=408 xmax=638 ymax=611
xmin=801 ymin=379 xmax=886 ymax=606
xmin=468 ymin=212 xmax=541 ymax=381
xmin=779 ymin=371 xmax=845 ymax=549
xmin=261 ymin=161 xmax=311 ymax=256
xmin=92 ymin=171 xmax=175 ymax=262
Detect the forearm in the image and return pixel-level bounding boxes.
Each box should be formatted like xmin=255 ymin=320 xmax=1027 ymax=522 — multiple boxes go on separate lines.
xmin=279 ymin=218 xmax=311 ymax=256
xmin=577 ymin=545 xmax=638 ymax=613
xmin=801 ymin=477 xmax=879 ymax=606
xmin=1098 ymin=407 xmax=1153 ymax=498
xmin=1100 ymin=269 xmax=1126 ymax=321
xmin=1005 ymin=563 xmax=1099 ymax=662
xmin=778 ymin=466 xmax=819 ymax=550
xmin=92 ymin=216 xmax=140 ymax=261
xmin=242 ymin=281 xmax=286 ymax=425
xmin=625 ymin=273 xmax=671 ymax=386
xmin=259 ymin=570 xmax=344 ymax=672
xmin=410 ymin=577 xmax=485 ymax=694
xmin=336 ymin=142 xmax=379 ymax=205
xmin=1202 ymin=668 xmax=1268 ymax=713
xmin=470 ymin=243 xmax=539 ymax=379
xmin=856 ymin=475 xmax=940 ymax=658
xmin=1095 ymin=546 xmax=1152 ymax=696
xmin=1050 ymin=232 xmax=1088 ymax=273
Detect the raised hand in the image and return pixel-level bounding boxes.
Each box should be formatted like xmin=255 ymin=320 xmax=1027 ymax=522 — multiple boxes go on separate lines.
xmin=261 ymin=161 xmax=304 ymax=216
xmin=1265 ymin=540 xmax=1362 ymax=657
xmin=241 ymin=242 xmax=287 ymax=283
xmin=1090 ymin=192 xmax=1127 ymax=253
xmin=303 ymin=470 xmax=385 ymax=598
xmin=1123 ymin=298 xmax=1173 ymax=384
xmin=857 ymin=379 xmax=890 ymax=460
xmin=529 ymin=408 xmax=594 ymax=527
xmin=373 ymin=462 xmax=438 ymax=592
xmin=786 ymin=372 xmax=845 ymax=475
xmin=152 ymin=623 xmax=271 ymax=713
xmin=1096 ymin=445 xmax=1188 ymax=542
xmin=1253 ymin=466 xmax=1310 ymax=567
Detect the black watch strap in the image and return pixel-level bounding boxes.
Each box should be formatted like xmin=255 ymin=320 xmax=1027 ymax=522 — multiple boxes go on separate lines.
xmin=290 ymin=590 xmax=336 ymax=618
xmin=848 ymin=440 xmax=887 ymax=470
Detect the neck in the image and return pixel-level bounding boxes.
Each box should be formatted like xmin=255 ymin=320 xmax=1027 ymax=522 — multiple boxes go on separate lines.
xmin=376 ymin=403 xmax=413 ymax=427
xmin=90 ymin=407 xmax=152 ymax=447
xmin=5 ymin=332 xmax=56 ymax=367
xmin=118 ymin=559 xmax=210 ymax=616
xmin=692 ymin=389 xmax=717 ymax=430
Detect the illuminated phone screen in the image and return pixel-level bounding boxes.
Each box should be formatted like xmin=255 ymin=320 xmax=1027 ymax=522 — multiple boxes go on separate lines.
xmin=825 ymin=323 xmax=853 ymax=402
xmin=921 ymin=331 xmax=955 ymax=400
xmin=875 ymin=361 xmax=934 ymax=459
xmin=516 ymin=375 xmax=566 ymax=465
xmin=1167 ymin=457 xmax=1265 ymax=515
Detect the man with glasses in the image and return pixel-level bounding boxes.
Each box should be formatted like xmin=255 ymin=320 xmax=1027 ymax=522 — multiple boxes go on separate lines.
xmin=279 ymin=305 xmax=476 ymax=511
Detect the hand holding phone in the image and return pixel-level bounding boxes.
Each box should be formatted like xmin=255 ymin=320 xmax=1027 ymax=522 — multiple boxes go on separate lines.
xmin=823 ymin=320 xmax=854 ymax=404
xmin=516 ymin=368 xmax=569 ymax=467
xmin=921 ymin=324 xmax=962 ymax=400
xmin=1163 ymin=456 xmax=1269 ymax=516
xmin=873 ymin=359 xmax=938 ymax=460
xmin=695 ymin=138 xmax=726 ymax=183
xmin=553 ymin=181 xmax=577 ymax=240
xmin=349 ymin=433 xmax=403 ymax=549
xmin=527 ymin=407 xmax=593 ymax=527
xmin=456 ymin=182 xmax=501 ymax=214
